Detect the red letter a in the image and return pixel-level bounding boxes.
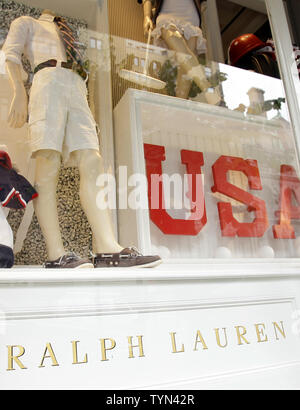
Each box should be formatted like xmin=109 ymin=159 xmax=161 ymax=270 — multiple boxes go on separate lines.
xmin=273 ymin=165 xmax=300 ymax=239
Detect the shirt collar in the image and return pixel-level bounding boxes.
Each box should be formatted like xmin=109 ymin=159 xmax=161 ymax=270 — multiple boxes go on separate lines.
xmin=38 ymin=13 xmax=56 ymax=23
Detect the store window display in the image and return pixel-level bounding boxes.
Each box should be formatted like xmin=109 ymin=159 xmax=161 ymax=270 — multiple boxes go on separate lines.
xmin=110 ymin=0 xmax=300 ymax=260
xmin=3 ymin=9 xmax=161 ymax=269
xmin=138 ymin=0 xmax=214 ymax=100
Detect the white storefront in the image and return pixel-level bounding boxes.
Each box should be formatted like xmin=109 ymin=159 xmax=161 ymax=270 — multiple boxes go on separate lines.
xmin=0 ymin=0 xmax=300 ymax=390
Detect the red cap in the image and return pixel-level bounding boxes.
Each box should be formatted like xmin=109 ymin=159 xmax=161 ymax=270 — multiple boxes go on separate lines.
xmin=229 ymin=34 xmax=266 ymax=66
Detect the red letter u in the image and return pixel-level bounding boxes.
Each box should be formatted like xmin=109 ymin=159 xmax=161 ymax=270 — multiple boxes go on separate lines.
xmin=144 ymin=144 xmax=207 ymax=235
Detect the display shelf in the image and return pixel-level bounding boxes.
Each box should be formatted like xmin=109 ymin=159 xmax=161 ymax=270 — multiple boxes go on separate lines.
xmin=2 ymin=260 xmax=300 ymax=282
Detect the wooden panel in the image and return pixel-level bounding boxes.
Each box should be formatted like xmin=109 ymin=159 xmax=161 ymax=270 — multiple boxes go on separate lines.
xmin=108 ymin=0 xmax=144 ymax=42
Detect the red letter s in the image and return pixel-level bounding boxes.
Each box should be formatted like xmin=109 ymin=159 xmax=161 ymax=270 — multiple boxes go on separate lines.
xmin=211 ymin=155 xmax=269 ymax=238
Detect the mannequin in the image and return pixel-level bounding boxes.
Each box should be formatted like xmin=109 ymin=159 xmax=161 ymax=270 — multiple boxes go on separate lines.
xmin=140 ymin=0 xmax=211 ymax=99
xmin=3 ymin=11 xmax=161 ymax=268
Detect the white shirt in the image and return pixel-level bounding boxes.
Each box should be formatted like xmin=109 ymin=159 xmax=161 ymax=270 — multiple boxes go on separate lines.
xmin=2 ymin=13 xmax=67 ymax=70
xmin=157 ymin=0 xmax=200 ymax=27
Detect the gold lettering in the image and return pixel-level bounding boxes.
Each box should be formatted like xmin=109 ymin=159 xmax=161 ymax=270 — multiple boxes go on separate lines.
xmin=273 ymin=321 xmax=286 ymax=340
xmin=255 ymin=323 xmax=268 ymax=343
xmin=128 ymin=336 xmax=145 ymax=359
xmin=39 ymin=343 xmax=59 ymax=368
xmin=7 ymin=345 xmax=27 ymax=371
xmin=194 ymin=330 xmax=208 ymax=351
xmin=215 ymin=328 xmax=228 ymax=348
xmin=170 ymin=332 xmax=185 ymax=353
xmin=100 ymin=338 xmax=116 ymax=361
xmin=71 ymin=341 xmax=88 ymax=365
xmin=235 ymin=326 xmax=250 ymax=345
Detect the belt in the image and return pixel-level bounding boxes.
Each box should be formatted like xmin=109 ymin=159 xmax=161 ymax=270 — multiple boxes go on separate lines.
xmin=34 ymin=59 xmax=88 ymax=81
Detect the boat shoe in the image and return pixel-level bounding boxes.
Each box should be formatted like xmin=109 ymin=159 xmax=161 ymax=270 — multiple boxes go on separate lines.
xmin=93 ymin=247 xmax=162 ymax=268
xmin=44 ymin=252 xmax=94 ymax=269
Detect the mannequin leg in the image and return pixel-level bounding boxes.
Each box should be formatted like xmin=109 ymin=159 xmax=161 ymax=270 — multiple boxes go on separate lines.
xmin=34 ymin=150 xmax=66 ymax=261
xmin=74 ymin=149 xmax=123 ymax=254
xmin=161 ymin=27 xmax=210 ymax=92
xmin=175 ymin=37 xmax=198 ymax=99
xmin=176 ymin=65 xmax=192 ymax=99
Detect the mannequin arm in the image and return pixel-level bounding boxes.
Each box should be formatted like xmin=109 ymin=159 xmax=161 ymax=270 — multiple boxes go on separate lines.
xmin=143 ymin=0 xmax=154 ymax=36
xmin=6 ymin=60 xmax=28 ymax=129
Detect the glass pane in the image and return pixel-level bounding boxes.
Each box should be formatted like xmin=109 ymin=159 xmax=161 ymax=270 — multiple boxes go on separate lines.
xmin=0 ymin=0 xmax=113 ymax=267
xmin=2 ymin=0 xmax=300 ymax=264
xmin=1 ymin=0 xmax=300 ymax=392
xmin=110 ymin=0 xmax=300 ymax=260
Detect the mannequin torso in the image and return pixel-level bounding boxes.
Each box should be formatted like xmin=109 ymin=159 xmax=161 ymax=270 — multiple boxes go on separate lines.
xmin=144 ymin=0 xmax=202 ymax=26
xmin=3 ymin=14 xmax=67 ymax=70
xmin=157 ymin=0 xmax=200 ymax=27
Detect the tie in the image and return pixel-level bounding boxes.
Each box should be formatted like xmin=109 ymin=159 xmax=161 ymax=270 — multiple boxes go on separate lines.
xmin=54 ymin=16 xmax=84 ymax=65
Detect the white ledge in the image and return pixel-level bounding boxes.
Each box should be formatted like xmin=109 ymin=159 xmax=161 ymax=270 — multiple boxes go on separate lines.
xmin=0 ymin=260 xmax=300 ymax=284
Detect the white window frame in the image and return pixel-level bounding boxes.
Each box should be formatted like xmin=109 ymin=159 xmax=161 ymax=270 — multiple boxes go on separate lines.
xmin=265 ymin=0 xmax=300 ymax=166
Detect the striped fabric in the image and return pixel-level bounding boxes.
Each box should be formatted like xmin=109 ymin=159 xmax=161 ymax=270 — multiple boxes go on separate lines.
xmin=54 ymin=16 xmax=83 ymax=65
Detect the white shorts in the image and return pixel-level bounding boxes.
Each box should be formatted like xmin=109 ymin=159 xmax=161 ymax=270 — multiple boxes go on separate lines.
xmin=28 ymin=66 xmax=100 ymax=166
xmin=0 ymin=206 xmax=13 ymax=249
